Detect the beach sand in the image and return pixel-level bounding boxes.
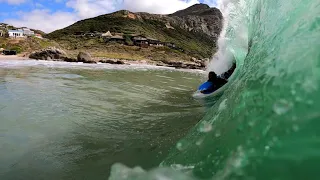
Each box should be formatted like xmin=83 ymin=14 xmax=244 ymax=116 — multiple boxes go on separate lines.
xmin=0 ymin=55 xmax=30 ymax=60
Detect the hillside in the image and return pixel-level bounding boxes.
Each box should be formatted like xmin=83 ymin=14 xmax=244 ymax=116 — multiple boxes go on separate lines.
xmin=0 ymin=24 xmax=58 ymax=55
xmin=46 ymin=4 xmax=223 ymax=62
xmin=0 ymin=37 xmax=59 ymax=54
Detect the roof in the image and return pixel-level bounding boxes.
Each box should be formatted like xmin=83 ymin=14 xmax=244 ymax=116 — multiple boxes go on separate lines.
xmin=23 ymin=28 xmax=33 ymax=31
xmin=147 ymin=37 xmax=159 ymax=41
xmin=133 ymin=36 xmax=147 ymax=41
xmin=102 ymin=31 xmax=112 ymax=37
xmin=110 ymin=35 xmax=124 ymax=39
xmin=8 ymin=30 xmax=23 ymax=33
xmin=130 ymin=33 xmax=140 ymax=36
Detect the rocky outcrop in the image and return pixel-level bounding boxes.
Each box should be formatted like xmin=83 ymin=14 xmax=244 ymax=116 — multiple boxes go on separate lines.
xmin=160 ymin=59 xmax=207 ymax=70
xmin=29 ymin=48 xmax=98 ymax=63
xmin=29 ymin=47 xmax=70 ymax=61
xmin=137 ymin=4 xmax=223 ymax=39
xmin=77 ymin=52 xmax=96 ymax=64
xmin=169 ymin=4 xmax=223 ymax=38
xmin=98 ymin=57 xmax=207 ymax=69
xmin=99 ymin=59 xmax=125 ymax=64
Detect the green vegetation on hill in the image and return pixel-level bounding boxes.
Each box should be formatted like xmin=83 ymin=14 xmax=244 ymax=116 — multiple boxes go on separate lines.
xmin=46 ymin=15 xmax=216 ymax=59
xmin=0 ymin=36 xmax=59 ymax=54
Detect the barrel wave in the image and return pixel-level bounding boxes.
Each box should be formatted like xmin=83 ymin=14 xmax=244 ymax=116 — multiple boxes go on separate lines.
xmin=109 ymin=0 xmax=320 ymax=179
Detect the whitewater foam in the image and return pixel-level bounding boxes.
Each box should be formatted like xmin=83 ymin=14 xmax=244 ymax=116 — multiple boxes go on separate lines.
xmin=208 ymin=0 xmax=248 ymax=75
xmin=0 ymin=60 xmax=204 ymax=73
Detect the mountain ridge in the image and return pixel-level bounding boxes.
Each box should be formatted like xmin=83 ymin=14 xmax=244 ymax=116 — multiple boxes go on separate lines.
xmin=44 ymin=4 xmax=223 ymax=62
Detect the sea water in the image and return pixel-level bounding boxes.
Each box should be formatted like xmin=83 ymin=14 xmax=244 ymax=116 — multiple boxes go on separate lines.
xmin=0 ymin=61 xmax=205 ymax=179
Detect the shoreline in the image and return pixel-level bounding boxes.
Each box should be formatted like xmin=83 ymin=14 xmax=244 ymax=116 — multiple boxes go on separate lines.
xmin=0 ymin=54 xmax=207 ymax=70
xmin=0 ymin=58 xmax=206 ymax=73
xmin=0 ymin=55 xmax=30 ymax=60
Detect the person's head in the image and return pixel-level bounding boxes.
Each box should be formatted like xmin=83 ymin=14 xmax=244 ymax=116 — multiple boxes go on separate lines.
xmin=208 ymin=71 xmax=217 ymax=81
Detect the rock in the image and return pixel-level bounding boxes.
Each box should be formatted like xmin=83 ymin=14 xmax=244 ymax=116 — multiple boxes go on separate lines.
xmin=29 ymin=47 xmax=67 ymax=60
xmin=99 ymin=59 xmax=125 ymax=65
xmin=169 ymin=4 xmax=223 ymax=38
xmin=161 ymin=59 xmax=204 ymax=70
xmin=116 ymin=60 xmax=125 ymax=64
xmin=63 ymin=57 xmax=77 ymax=62
xmin=100 ymin=59 xmax=113 ymax=64
xmin=140 ymin=60 xmax=147 ymax=64
xmin=191 ymin=57 xmax=197 ymax=62
xmin=137 ymin=4 xmax=223 ymax=39
xmin=201 ymin=58 xmax=210 ymax=67
xmin=77 ymin=52 xmax=96 ymax=64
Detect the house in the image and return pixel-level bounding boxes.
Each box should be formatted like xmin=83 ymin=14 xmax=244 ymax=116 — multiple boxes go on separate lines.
xmin=114 ymin=32 xmax=124 ymax=36
xmin=147 ymin=37 xmax=163 ymax=47
xmin=165 ymin=42 xmax=176 ymax=48
xmin=35 ymin=33 xmax=43 ymax=39
xmin=93 ymin=31 xmax=102 ymax=37
xmin=22 ymin=28 xmax=35 ymax=36
xmin=8 ymin=29 xmax=25 ymax=38
xmin=101 ymin=31 xmax=112 ymax=37
xmin=84 ymin=33 xmax=95 ymax=37
xmin=133 ymin=36 xmax=148 ymax=48
xmin=0 ymin=30 xmax=3 ymax=37
xmin=107 ymin=35 xmax=125 ymax=43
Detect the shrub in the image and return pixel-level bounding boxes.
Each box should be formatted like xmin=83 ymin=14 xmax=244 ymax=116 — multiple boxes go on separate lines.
xmin=10 ymin=46 xmax=23 ymax=54
xmin=124 ymin=35 xmax=133 ymax=46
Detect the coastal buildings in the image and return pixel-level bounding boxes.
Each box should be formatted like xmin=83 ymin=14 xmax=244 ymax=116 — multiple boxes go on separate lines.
xmin=133 ymin=36 xmax=148 ymax=48
xmin=108 ymin=35 xmax=125 ymax=43
xmin=22 ymin=28 xmax=35 ymax=36
xmin=73 ymin=30 xmax=180 ymax=50
xmin=35 ymin=33 xmax=43 ymax=39
xmin=2 ymin=24 xmax=36 ymax=38
xmin=101 ymin=31 xmax=112 ymax=37
xmin=147 ymin=37 xmax=163 ymax=47
xmin=8 ymin=28 xmax=35 ymax=38
xmin=8 ymin=29 xmax=24 ymax=38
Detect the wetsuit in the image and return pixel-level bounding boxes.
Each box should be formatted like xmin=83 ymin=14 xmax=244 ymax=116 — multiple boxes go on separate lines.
xmin=201 ymin=77 xmax=228 ymax=94
xmin=201 ymin=63 xmax=235 ymax=94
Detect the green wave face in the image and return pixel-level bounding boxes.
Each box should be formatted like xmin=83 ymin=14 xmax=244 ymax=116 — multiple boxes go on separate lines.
xmin=109 ymin=0 xmax=320 ymax=179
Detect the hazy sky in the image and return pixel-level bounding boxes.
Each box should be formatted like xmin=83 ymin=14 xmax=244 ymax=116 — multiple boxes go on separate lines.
xmin=0 ymin=0 xmax=217 ymax=32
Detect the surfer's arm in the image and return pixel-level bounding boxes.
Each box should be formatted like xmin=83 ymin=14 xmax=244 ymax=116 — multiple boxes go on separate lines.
xmin=200 ymin=86 xmax=215 ymax=94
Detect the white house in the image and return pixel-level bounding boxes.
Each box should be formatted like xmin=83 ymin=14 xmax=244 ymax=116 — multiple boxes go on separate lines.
xmin=22 ymin=28 xmax=34 ymax=36
xmin=8 ymin=30 xmax=24 ymax=38
xmin=0 ymin=30 xmax=3 ymax=37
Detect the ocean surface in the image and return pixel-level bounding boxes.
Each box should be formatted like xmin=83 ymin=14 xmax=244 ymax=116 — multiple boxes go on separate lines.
xmin=0 ymin=61 xmax=205 ymax=179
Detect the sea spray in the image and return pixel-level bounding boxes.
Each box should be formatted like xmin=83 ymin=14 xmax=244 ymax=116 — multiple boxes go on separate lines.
xmin=207 ymin=0 xmax=249 ymax=75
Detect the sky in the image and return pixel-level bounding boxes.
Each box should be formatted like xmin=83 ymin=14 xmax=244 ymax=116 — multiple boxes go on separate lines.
xmin=0 ymin=0 xmax=217 ymax=33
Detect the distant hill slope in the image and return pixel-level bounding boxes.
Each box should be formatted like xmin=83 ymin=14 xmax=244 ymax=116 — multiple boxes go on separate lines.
xmin=46 ymin=4 xmax=223 ymax=60
xmin=0 ymin=23 xmax=46 ymax=36
xmin=169 ymin=4 xmax=222 ymax=38
xmin=0 ymin=23 xmax=57 ymax=54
